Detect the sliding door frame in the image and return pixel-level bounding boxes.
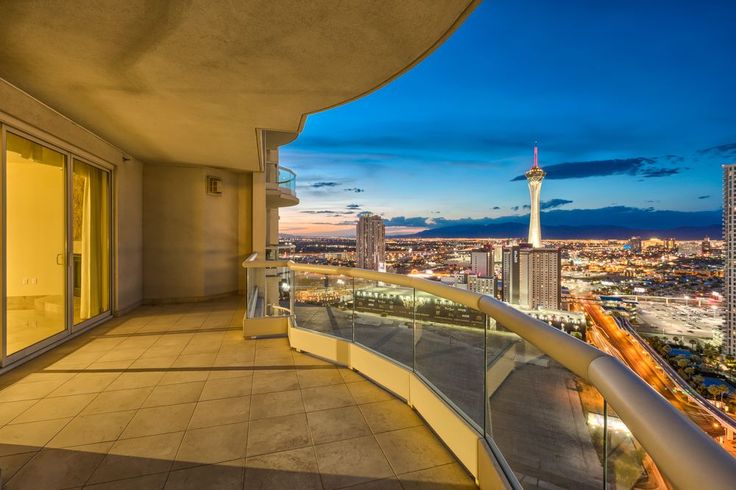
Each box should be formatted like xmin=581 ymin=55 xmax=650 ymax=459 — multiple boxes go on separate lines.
xmin=0 ymin=123 xmax=115 ymax=367
xmin=71 ymin=156 xmax=113 ymax=334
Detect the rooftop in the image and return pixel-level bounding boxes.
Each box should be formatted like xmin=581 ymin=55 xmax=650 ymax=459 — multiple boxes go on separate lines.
xmin=0 ymin=297 xmax=473 ymax=489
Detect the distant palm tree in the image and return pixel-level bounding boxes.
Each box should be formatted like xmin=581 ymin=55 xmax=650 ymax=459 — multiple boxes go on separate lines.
xmin=707 ymin=384 xmax=730 ymax=402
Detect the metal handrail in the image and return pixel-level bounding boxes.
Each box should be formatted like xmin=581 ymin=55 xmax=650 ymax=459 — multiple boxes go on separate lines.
xmin=242 ymin=259 xmax=736 ymax=489
xmin=242 ymin=252 xmax=258 ymax=267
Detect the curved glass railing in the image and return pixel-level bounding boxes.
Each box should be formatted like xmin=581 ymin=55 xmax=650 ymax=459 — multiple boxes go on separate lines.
xmin=277 ymin=166 xmax=296 ymax=194
xmin=243 ymin=260 xmax=736 ymax=489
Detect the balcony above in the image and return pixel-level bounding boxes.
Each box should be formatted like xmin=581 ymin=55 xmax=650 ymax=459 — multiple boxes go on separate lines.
xmin=0 ymin=1 xmax=479 ymax=170
xmin=266 ymin=166 xmax=299 ymax=208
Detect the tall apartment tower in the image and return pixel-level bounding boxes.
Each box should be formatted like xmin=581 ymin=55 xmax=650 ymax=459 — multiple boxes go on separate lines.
xmin=526 ymin=145 xmax=546 ymax=248
xmin=519 ymin=247 xmax=561 ymax=310
xmin=356 ymin=213 xmax=385 ymax=271
xmin=470 ymin=250 xmax=492 ymax=276
xmin=502 ymin=245 xmax=521 ymax=304
xmin=723 ymin=165 xmax=736 ymax=356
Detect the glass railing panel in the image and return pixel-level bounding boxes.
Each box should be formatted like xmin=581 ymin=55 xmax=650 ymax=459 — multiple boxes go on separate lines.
xmin=293 ymin=271 xmax=353 ymax=339
xmin=245 ymin=266 xmax=292 ymax=319
xmin=414 ymin=290 xmax=486 ymax=428
xmin=353 ymin=278 xmax=414 ymax=368
xmin=603 ymin=402 xmax=670 ymax=489
xmin=278 ymin=167 xmax=296 ymax=193
xmin=485 ymin=325 xmax=606 ymax=489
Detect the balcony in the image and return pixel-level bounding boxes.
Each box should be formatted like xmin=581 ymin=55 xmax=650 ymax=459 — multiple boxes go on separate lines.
xmin=242 ymin=260 xmax=736 ymax=489
xmin=0 ymin=297 xmax=475 ymax=489
xmin=266 ymin=166 xmax=299 ymax=208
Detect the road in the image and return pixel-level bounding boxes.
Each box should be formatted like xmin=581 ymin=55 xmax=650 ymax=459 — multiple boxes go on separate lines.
xmin=579 ymin=300 xmax=736 ymax=454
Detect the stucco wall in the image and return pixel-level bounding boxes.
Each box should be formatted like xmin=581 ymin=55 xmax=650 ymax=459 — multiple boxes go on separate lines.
xmin=143 ymin=164 xmax=242 ymax=302
xmin=115 ymin=157 xmax=143 ymax=313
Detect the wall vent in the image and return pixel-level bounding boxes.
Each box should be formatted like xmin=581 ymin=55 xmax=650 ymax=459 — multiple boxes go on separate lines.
xmin=206 ymin=175 xmax=223 ymax=196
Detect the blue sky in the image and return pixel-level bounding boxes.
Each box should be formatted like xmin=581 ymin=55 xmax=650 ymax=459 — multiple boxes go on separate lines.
xmin=280 ymin=0 xmax=736 ymax=236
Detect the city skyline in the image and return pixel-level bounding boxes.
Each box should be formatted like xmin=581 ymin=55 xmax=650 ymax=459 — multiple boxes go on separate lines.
xmin=280 ymin=0 xmax=736 ymax=236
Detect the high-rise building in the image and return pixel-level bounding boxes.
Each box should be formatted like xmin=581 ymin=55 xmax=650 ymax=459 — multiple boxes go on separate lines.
xmin=470 ymin=250 xmax=492 ymax=277
xmin=702 ymin=236 xmax=713 ymax=255
xmin=467 ymin=273 xmax=496 ymax=297
xmin=356 ymin=212 xmax=385 ymax=271
xmin=627 ymin=236 xmax=642 ymax=253
xmin=526 ymin=145 xmax=546 ymax=248
xmin=502 ymin=245 xmax=521 ymax=304
xmin=642 ymin=238 xmax=665 ymax=250
xmin=519 ymin=247 xmax=561 ymax=310
xmin=678 ymin=242 xmax=702 ymax=257
xmin=723 ymin=166 xmax=736 ymax=356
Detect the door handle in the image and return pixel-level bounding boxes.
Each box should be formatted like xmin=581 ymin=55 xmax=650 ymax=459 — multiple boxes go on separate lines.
xmin=56 ymin=253 xmax=64 ymax=265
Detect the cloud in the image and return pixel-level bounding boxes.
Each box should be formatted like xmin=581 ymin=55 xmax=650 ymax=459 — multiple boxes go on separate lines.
xmin=344 ymin=187 xmax=365 ymax=193
xmin=510 ymin=157 xmax=685 ymax=181
xmin=697 ymin=142 xmax=736 ymax=158
xmin=698 ymin=195 xmax=710 ymax=199
xmin=492 ymin=206 xmax=501 ymax=210
xmin=540 ymin=198 xmax=573 ymax=210
xmin=640 ymin=167 xmax=682 ymax=178
xmin=301 ymin=210 xmax=340 ymax=214
xmin=310 ymin=182 xmax=339 ymax=188
xmin=384 ymin=216 xmax=434 ymax=227
xmin=346 ymin=204 xmax=361 ymax=209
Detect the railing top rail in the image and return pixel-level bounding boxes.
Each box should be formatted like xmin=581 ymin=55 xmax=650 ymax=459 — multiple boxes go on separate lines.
xmin=242 ymin=260 xmax=736 ymax=488
xmin=241 ymin=252 xmax=259 ymax=267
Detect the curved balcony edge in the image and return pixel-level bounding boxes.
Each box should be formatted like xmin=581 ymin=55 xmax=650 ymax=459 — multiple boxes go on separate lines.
xmin=243 ymin=260 xmax=736 ymax=489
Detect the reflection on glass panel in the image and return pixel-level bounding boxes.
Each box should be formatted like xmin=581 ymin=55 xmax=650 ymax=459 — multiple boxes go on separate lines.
xmin=5 ymin=132 xmax=67 ymax=354
xmin=485 ymin=327 xmax=605 ymax=490
xmin=353 ymin=278 xmax=414 ymax=367
xmin=72 ymin=160 xmax=110 ymax=324
xmin=603 ymin=402 xmax=670 ymax=489
xmin=414 ymin=291 xmax=485 ymax=427
xmin=245 ymin=266 xmax=293 ymax=319
xmin=294 ymin=271 xmax=353 ymax=339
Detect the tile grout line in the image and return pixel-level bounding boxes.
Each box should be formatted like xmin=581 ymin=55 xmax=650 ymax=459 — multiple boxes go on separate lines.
xmin=0 ymin=313 xmax=161 ymax=487
xmin=241 ymin=328 xmax=257 ymax=489
xmin=290 ymin=347 xmax=328 ymax=490
xmin=161 ymin=310 xmax=217 ymax=488
xmin=79 ymin=318 xmax=178 ymax=489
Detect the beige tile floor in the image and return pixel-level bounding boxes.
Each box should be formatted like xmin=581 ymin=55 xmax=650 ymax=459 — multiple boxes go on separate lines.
xmin=0 ymin=298 xmax=476 ymax=489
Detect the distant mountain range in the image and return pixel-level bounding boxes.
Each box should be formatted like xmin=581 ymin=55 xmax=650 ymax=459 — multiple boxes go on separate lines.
xmin=407 ymin=222 xmax=720 ymax=240
xmin=390 ymin=206 xmax=722 ymax=240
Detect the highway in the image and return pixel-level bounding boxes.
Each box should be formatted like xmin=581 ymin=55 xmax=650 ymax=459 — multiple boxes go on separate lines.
xmin=579 ymin=300 xmax=736 ymax=454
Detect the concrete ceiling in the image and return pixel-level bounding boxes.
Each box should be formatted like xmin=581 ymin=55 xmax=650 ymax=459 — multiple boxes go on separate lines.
xmin=0 ymin=1 xmax=478 ymax=171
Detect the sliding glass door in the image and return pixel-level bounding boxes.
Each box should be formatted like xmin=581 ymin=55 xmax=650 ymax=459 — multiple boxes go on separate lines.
xmin=5 ymin=132 xmax=68 ymax=355
xmin=72 ymin=159 xmax=110 ymax=326
xmin=3 ymin=129 xmax=112 ymax=361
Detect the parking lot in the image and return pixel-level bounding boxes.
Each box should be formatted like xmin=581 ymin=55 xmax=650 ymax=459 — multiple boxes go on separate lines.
xmin=636 ymin=302 xmax=722 ymax=340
